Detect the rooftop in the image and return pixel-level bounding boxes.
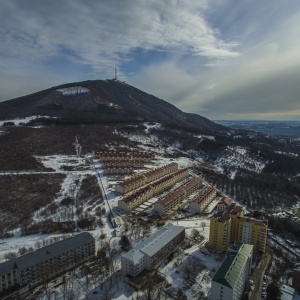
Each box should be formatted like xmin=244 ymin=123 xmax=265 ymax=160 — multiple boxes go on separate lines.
xmin=122 ymin=223 xmax=185 ymax=263
xmin=213 ymin=242 xmax=253 ymax=288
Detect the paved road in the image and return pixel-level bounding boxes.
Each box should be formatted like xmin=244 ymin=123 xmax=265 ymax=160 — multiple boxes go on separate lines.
xmin=250 ymin=250 xmax=272 ymax=300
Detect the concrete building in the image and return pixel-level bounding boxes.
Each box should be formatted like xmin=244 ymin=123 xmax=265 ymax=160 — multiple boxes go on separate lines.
xmin=208 ymin=205 xmax=267 ymax=253
xmin=0 ymin=233 xmax=95 ymax=294
xmin=121 ymin=223 xmax=185 ymax=277
xmin=210 ymin=242 xmax=253 ymax=300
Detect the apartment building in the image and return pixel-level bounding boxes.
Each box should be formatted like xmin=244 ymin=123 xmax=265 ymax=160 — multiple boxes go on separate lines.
xmin=96 ymin=150 xmax=154 ymax=162
xmin=115 ymin=163 xmax=178 ymax=195
xmin=238 ymin=216 xmax=268 ymax=253
xmin=153 ymin=176 xmax=202 ymax=215
xmin=208 ymin=205 xmax=267 ymax=253
xmin=0 ymin=233 xmax=95 ymax=294
xmin=121 ymin=223 xmax=185 ymax=277
xmin=154 ymin=188 xmax=186 ymax=215
xmin=118 ymin=168 xmax=190 ymax=212
xmin=210 ymin=242 xmax=253 ymax=300
xmin=118 ymin=185 xmax=153 ymax=212
xmin=189 ymin=186 xmax=217 ymax=213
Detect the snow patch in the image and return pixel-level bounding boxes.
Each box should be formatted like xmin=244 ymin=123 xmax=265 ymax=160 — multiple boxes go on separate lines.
xmin=0 ymin=115 xmax=53 ymax=126
xmin=56 ymin=86 xmax=89 ymax=95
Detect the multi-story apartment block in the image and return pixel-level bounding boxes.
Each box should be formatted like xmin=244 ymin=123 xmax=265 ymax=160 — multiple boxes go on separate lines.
xmin=237 ymin=216 xmax=268 ymax=253
xmin=287 ymin=216 xmax=300 ymax=234
xmin=0 ymin=233 xmax=95 ymax=295
xmin=210 ymin=242 xmax=253 ymax=300
xmin=208 ymin=205 xmax=267 ymax=253
xmin=189 ymin=186 xmax=216 ymax=213
xmin=121 ymin=223 xmax=185 ymax=277
xmin=208 ymin=211 xmax=232 ymax=252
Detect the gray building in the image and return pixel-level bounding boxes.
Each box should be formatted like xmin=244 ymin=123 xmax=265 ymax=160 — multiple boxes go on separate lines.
xmin=121 ymin=223 xmax=185 ymax=277
xmin=0 ymin=232 xmax=95 ymax=294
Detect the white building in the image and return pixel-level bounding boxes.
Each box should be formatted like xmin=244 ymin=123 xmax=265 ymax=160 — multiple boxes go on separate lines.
xmin=121 ymin=223 xmax=185 ymax=277
xmin=209 ymin=242 xmax=253 ymax=300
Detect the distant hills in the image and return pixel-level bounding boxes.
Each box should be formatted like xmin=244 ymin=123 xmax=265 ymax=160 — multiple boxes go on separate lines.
xmin=0 ymin=79 xmax=226 ymax=132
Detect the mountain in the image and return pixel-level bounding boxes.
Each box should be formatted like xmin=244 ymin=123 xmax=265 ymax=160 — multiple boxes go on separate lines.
xmin=0 ymin=79 xmax=226 ymax=132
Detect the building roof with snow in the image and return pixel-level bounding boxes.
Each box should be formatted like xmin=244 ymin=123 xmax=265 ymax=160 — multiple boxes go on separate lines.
xmin=212 ymin=242 xmax=253 ymax=288
xmin=122 ymin=223 xmax=185 ymax=263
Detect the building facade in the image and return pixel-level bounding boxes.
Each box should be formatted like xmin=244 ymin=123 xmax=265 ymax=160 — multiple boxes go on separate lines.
xmin=210 ymin=242 xmax=253 ymax=300
xmin=121 ymin=223 xmax=185 ymax=277
xmin=208 ymin=205 xmax=267 ymax=253
xmin=0 ymin=233 xmax=95 ymax=294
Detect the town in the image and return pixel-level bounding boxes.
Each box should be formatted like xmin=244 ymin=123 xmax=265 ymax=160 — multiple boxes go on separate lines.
xmin=0 ymin=149 xmax=299 ymax=300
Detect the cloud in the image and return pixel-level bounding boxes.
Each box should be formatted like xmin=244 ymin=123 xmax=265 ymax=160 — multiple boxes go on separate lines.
xmin=0 ymin=0 xmax=238 ymax=74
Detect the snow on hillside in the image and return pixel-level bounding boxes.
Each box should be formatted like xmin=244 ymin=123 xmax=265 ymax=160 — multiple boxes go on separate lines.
xmin=215 ymin=146 xmax=266 ymax=177
xmin=56 ymin=86 xmax=89 ymax=95
xmin=0 ymin=115 xmax=53 ymax=126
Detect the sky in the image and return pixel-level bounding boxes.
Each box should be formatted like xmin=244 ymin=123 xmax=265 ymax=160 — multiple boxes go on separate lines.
xmin=0 ymin=0 xmax=300 ymax=121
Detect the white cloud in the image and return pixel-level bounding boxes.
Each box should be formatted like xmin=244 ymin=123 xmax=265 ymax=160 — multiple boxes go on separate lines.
xmin=0 ymin=0 xmax=238 ymax=74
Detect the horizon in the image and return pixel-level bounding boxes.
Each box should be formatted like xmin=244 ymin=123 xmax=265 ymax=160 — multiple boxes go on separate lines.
xmin=0 ymin=1 xmax=300 ymax=121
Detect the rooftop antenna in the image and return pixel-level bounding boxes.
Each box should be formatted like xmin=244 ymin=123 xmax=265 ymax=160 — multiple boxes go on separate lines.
xmin=114 ymin=66 xmax=117 ymax=80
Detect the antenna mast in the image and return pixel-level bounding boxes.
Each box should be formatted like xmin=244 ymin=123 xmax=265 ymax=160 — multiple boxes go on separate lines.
xmin=115 ymin=66 xmax=117 ymax=80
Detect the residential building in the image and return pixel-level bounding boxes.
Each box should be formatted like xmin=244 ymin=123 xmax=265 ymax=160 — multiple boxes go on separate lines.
xmin=153 ymin=176 xmax=202 ymax=215
xmin=210 ymin=242 xmax=253 ymax=300
xmin=208 ymin=211 xmax=232 ymax=252
xmin=189 ymin=186 xmax=217 ymax=213
xmin=217 ymin=197 xmax=234 ymax=212
xmin=115 ymin=163 xmax=178 ymax=195
xmin=208 ymin=205 xmax=267 ymax=253
xmin=118 ymin=168 xmax=189 ymax=212
xmin=121 ymin=223 xmax=185 ymax=277
xmin=0 ymin=233 xmax=95 ymax=294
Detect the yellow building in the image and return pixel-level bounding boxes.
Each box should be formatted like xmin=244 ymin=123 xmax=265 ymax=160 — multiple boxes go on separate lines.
xmin=208 ymin=211 xmax=232 ymax=252
xmin=237 ymin=216 xmax=268 ymax=253
xmin=208 ymin=205 xmax=268 ymax=253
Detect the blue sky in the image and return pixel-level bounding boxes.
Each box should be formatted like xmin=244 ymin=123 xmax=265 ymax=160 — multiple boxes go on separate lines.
xmin=0 ymin=0 xmax=299 ymax=120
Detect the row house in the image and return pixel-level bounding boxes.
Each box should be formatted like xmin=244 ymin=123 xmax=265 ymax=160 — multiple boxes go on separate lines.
xmin=181 ymin=177 xmax=203 ymax=196
xmin=154 ymin=188 xmax=186 ymax=215
xmin=115 ymin=163 xmax=178 ymax=195
xmin=0 ymin=233 xmax=95 ymax=295
xmin=103 ymin=166 xmax=133 ymax=175
xmin=118 ymin=186 xmax=153 ymax=212
xmin=121 ymin=224 xmax=185 ymax=278
xmin=115 ymin=174 xmax=147 ymax=194
xmin=117 ymin=168 xmax=189 ymax=212
xmin=143 ymin=163 xmax=178 ymax=183
xmin=150 ymin=174 xmax=175 ymax=195
xmin=189 ymin=186 xmax=217 ymax=213
xmin=96 ymin=150 xmax=154 ymax=162
xmin=103 ymin=160 xmax=146 ymax=168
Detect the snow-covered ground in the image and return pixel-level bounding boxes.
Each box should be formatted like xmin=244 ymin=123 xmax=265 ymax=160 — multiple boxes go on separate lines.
xmin=56 ymin=87 xmax=89 ymax=95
